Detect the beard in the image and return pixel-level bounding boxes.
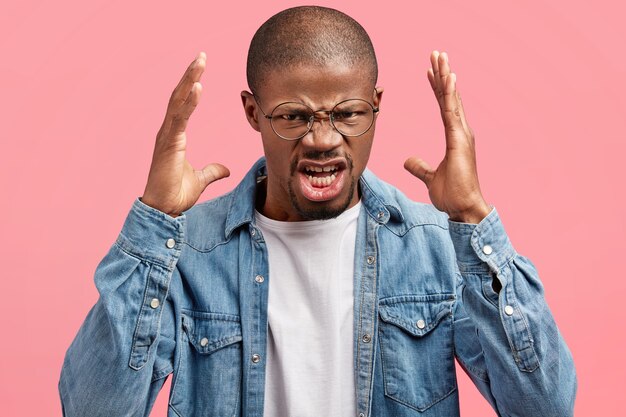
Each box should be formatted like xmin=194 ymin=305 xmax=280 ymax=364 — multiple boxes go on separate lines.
xmin=287 ymin=150 xmax=357 ymax=220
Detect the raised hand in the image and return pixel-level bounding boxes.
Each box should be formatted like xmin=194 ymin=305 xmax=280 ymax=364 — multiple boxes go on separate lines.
xmin=141 ymin=52 xmax=230 ymax=217
xmin=404 ymin=51 xmax=491 ymax=224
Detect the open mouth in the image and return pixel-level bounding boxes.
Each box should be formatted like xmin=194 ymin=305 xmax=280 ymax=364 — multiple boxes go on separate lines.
xmin=304 ymin=164 xmax=340 ymax=187
xmin=297 ymin=159 xmax=348 ymax=202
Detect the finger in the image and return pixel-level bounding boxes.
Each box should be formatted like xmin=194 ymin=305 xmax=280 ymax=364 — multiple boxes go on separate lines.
xmin=427 ymin=68 xmax=444 ymax=109
xmin=430 ymin=50 xmax=441 ymax=89
xmin=454 ymin=84 xmax=472 ymax=140
xmin=429 ymin=51 xmax=444 ymax=107
xmin=170 ymin=82 xmax=202 ymax=135
xmin=404 ymin=156 xmax=435 ymax=186
xmin=197 ymin=163 xmax=231 ymax=190
xmin=168 ymin=52 xmax=206 ymax=113
xmin=438 ymin=53 xmax=464 ymax=134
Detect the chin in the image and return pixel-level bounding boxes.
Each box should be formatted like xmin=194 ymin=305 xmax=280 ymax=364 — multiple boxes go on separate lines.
xmin=288 ymin=176 xmax=357 ymax=220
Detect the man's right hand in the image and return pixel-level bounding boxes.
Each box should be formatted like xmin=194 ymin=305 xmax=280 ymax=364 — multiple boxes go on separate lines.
xmin=141 ymin=52 xmax=230 ymax=217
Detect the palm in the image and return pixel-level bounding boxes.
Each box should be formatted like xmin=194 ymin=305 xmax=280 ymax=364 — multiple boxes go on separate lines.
xmin=141 ymin=53 xmax=229 ymax=217
xmin=405 ymin=51 xmax=490 ymax=224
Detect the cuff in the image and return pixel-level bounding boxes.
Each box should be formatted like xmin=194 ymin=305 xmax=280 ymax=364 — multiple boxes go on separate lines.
xmin=448 ymin=207 xmax=517 ymax=274
xmin=114 ymin=198 xmax=186 ymax=270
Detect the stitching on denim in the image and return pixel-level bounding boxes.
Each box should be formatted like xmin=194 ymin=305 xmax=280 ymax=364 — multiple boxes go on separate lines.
xmin=356 ymin=251 xmax=366 ymax=409
xmin=377 ymin=322 xmax=392 ymax=399
xmin=115 ymin=238 xmax=176 ymax=271
xmin=151 ymin=365 xmax=173 ymax=382
xmin=499 ymin=271 xmax=539 ymax=372
xmin=379 ymin=316 xmax=458 ymax=411
xmin=511 ymin=282 xmax=540 ymax=372
xmin=129 ymin=262 xmax=154 ymax=370
xmin=386 ymin=381 xmax=457 ymax=412
xmin=383 ymin=221 xmax=449 ymax=238
xmin=229 ymin=352 xmax=243 ymax=417
xmin=362 ymin=229 xmax=380 ymax=413
xmin=168 ymin=325 xmax=186 ymax=416
xmin=168 ymin=405 xmax=183 ymax=417
xmin=379 ymin=293 xmax=456 ymax=305
xmin=182 ymin=233 xmax=234 ymax=253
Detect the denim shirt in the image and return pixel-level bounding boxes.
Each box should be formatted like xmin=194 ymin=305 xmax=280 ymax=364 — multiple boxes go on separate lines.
xmin=59 ymin=157 xmax=576 ymax=417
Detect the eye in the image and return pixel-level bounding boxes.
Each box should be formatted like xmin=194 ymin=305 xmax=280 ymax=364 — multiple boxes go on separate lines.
xmin=279 ymin=112 xmax=309 ymax=122
xmin=333 ymin=111 xmax=360 ymax=120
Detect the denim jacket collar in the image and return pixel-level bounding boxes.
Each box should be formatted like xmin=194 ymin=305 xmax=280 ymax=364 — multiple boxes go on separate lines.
xmin=224 ymin=156 xmax=408 ymax=238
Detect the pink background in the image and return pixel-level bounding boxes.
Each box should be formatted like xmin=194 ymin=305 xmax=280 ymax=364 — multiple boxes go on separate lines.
xmin=1 ymin=0 xmax=624 ymax=415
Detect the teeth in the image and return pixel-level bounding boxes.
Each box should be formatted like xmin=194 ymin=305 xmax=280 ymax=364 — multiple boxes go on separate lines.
xmin=305 ymin=164 xmax=338 ymax=173
xmin=308 ymin=172 xmax=338 ymax=187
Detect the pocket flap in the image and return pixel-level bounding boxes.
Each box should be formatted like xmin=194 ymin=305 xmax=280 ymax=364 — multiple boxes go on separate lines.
xmin=379 ymin=295 xmax=454 ymax=337
xmin=181 ymin=310 xmax=242 ymax=354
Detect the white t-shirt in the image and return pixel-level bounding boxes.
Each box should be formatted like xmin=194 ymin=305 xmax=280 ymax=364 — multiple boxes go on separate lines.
xmin=255 ymin=201 xmax=361 ymax=417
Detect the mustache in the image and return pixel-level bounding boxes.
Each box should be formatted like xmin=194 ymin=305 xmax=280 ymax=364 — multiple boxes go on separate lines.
xmin=290 ymin=150 xmax=353 ymax=175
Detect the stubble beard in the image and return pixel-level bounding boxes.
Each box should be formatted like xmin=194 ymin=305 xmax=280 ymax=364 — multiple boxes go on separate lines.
xmin=287 ymin=151 xmax=357 ymax=220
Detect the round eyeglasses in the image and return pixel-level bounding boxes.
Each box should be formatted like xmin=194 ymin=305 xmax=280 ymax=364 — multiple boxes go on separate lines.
xmin=254 ymin=96 xmax=380 ymax=141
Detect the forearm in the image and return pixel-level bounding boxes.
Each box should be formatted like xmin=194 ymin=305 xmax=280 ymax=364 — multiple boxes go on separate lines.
xmin=450 ymin=208 xmax=577 ymax=416
xmin=59 ymin=198 xmax=184 ymax=416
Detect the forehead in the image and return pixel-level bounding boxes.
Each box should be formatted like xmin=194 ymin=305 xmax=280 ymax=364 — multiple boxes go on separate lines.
xmin=257 ymin=63 xmax=373 ymax=106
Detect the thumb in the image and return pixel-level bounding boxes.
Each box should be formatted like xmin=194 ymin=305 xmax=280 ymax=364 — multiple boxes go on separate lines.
xmin=404 ymin=157 xmax=434 ymax=186
xmin=197 ymin=163 xmax=230 ymax=190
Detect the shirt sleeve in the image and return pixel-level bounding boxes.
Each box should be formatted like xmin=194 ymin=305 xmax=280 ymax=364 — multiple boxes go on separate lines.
xmin=59 ymin=198 xmax=185 ymax=417
xmin=448 ymin=207 xmax=577 ymax=416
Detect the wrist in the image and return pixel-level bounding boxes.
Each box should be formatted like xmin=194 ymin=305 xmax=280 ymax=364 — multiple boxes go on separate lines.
xmin=139 ymin=196 xmax=180 ymax=218
xmin=448 ymin=200 xmax=492 ymax=224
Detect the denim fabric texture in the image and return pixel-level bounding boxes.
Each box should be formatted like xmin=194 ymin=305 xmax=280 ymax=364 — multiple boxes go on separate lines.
xmin=59 ymin=157 xmax=576 ymax=417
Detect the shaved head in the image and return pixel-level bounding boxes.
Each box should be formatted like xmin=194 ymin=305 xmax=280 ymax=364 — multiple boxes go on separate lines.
xmin=246 ymin=6 xmax=378 ymax=95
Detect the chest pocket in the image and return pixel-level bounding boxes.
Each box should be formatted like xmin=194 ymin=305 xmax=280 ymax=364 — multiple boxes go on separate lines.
xmin=170 ymin=310 xmax=243 ymax=417
xmin=378 ymin=294 xmax=457 ymax=412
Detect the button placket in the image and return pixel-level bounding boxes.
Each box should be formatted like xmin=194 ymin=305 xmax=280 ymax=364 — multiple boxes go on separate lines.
xmin=504 ymin=305 xmax=514 ymax=316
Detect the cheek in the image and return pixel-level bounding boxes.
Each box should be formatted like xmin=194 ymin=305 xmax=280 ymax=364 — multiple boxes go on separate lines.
xmin=261 ymin=137 xmax=297 ymax=177
xmin=349 ymin=137 xmax=374 ymax=173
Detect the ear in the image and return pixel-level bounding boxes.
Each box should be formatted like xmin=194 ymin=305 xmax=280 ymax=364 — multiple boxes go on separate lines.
xmin=373 ymin=86 xmax=384 ymax=108
xmin=241 ymin=90 xmax=261 ymax=132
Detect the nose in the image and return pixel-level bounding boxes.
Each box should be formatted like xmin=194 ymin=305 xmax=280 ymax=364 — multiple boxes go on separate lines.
xmin=299 ymin=113 xmax=343 ymax=151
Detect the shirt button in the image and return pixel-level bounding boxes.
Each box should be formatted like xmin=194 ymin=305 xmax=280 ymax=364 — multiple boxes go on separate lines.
xmin=482 ymin=244 xmax=493 ymax=255
xmin=362 ymin=334 xmax=371 ymax=343
xmin=166 ymin=238 xmax=176 ymax=249
xmin=255 ymin=275 xmax=264 ymax=283
xmin=377 ymin=211 xmax=384 ymax=219
xmin=251 ymin=353 xmax=261 ymax=363
xmin=416 ymin=319 xmax=426 ymax=329
xmin=359 ymin=413 xmax=365 ymax=417
xmin=250 ymin=228 xmax=256 ymax=237
xmin=366 ymin=256 xmax=375 ymax=265
xmin=149 ymin=298 xmax=160 ymax=309
xmin=504 ymin=305 xmax=514 ymax=316
xmin=200 ymin=337 xmax=209 ymax=347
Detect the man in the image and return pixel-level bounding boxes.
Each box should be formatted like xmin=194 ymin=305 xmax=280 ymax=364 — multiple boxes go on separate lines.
xmin=59 ymin=6 xmax=576 ymax=417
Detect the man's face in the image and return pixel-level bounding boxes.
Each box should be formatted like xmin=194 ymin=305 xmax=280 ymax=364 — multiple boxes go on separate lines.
xmin=242 ymin=64 xmax=383 ymax=221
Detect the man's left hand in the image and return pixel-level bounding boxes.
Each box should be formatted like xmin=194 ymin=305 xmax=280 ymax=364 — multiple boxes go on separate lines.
xmin=404 ymin=51 xmax=491 ymax=224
